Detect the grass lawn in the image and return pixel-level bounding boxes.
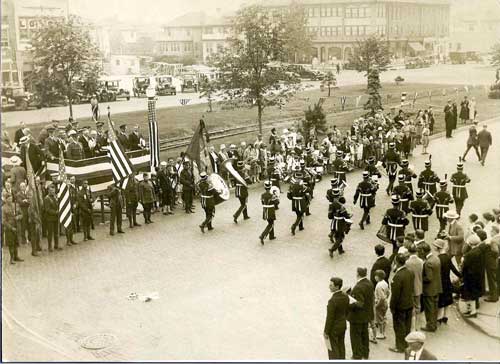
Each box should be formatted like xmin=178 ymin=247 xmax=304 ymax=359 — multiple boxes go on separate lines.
xmin=6 ymin=82 xmax=498 ymax=159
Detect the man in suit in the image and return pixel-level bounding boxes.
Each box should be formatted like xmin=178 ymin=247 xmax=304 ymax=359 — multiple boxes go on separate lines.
xmin=77 ymin=180 xmax=94 ymax=241
xmin=444 ymin=210 xmax=464 ymax=265
xmin=477 ymin=124 xmax=492 ymax=166
xmin=44 ymin=184 xmax=61 ymax=252
xmin=348 ymin=267 xmax=374 ymax=360
xmin=444 ymin=100 xmax=454 ymax=138
xmin=14 ymin=121 xmax=26 ymax=146
xmin=78 ymin=127 xmax=93 ymax=159
xmin=118 ymin=124 xmax=130 ymax=151
xmin=370 ymin=244 xmax=391 ymax=285
xmin=324 ymin=277 xmax=350 ymax=360
xmin=65 ymin=130 xmax=85 ymax=160
xmin=19 ymin=135 xmax=44 ymax=176
xmin=405 ymin=244 xmax=424 ymax=331
xmin=44 ymin=127 xmax=62 ymax=160
xmin=404 ymin=331 xmax=437 ymax=360
xmin=180 ymin=160 xmax=195 ymax=213
xmin=389 ymin=254 xmax=415 ymax=353
xmin=419 ymin=243 xmax=442 ymax=332
xmin=128 ymin=125 xmax=144 ymax=151
xmin=107 ymin=183 xmax=124 ymax=236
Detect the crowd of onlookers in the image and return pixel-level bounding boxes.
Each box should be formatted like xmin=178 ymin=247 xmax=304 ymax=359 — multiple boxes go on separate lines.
xmin=324 ymin=206 xmax=500 ymax=360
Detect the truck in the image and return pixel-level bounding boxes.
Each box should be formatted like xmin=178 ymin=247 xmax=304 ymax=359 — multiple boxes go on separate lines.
xmin=1 ymin=86 xmax=36 ymax=111
xmin=180 ymin=73 xmax=198 ymax=93
xmin=155 ymin=75 xmax=177 ymax=96
xmin=132 ymin=76 xmax=151 ymax=97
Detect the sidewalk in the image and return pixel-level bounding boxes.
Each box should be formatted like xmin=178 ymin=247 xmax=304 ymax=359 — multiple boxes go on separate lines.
xmin=456 ymin=297 xmax=500 ymax=341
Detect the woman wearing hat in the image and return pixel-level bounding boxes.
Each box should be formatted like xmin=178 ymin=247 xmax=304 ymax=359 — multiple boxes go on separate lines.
xmin=432 ymin=238 xmax=461 ymax=324
xmin=461 ymin=235 xmax=483 ymax=317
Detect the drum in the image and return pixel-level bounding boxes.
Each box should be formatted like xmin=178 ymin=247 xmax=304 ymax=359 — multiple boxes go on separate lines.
xmin=270 ymin=186 xmax=281 ymax=200
xmin=208 ymin=173 xmax=229 ymax=205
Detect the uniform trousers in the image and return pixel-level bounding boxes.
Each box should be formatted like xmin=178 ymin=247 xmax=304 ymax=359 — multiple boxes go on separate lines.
xmin=143 ymin=202 xmax=153 ymax=223
xmin=422 ymin=295 xmax=439 ymax=331
xmin=260 ymin=219 xmax=275 ymax=239
xmin=80 ymin=213 xmax=92 ymax=239
xmin=350 ymin=322 xmax=369 ymax=359
xmin=480 ymin=146 xmax=489 ymax=164
xmin=46 ymin=220 xmax=59 ymax=249
xmin=201 ymin=207 xmax=214 ymax=228
xmin=234 ymin=196 xmax=249 ymax=219
xmin=126 ymin=202 xmax=138 ymax=226
xmin=392 ymin=308 xmax=412 ymax=351
xmin=327 ymin=331 xmax=346 ymax=360
xmin=292 ymin=211 xmax=304 ymax=231
xmin=109 ymin=205 xmax=123 ymax=233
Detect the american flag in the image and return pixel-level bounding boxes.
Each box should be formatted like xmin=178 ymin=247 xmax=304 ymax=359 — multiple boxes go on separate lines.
xmin=57 ymin=149 xmax=72 ymax=229
xmin=148 ymin=98 xmax=160 ymax=169
xmin=340 ymin=95 xmax=347 ymax=110
xmin=106 ymin=118 xmax=134 ymax=189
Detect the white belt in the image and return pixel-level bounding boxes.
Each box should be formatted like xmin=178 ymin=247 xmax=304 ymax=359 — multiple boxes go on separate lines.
xmin=453 ymin=185 xmax=466 ymax=188
xmin=413 ymin=214 xmax=428 ymax=218
xmin=436 ymin=204 xmax=448 ymax=208
xmin=400 ymin=198 xmax=408 ymax=202
xmin=388 ymin=222 xmax=403 ymax=227
xmin=293 ymin=197 xmax=303 ymax=199
xmin=336 ymin=171 xmax=346 ymax=174
xmin=334 ymin=216 xmax=344 ymax=220
xmin=263 ymin=205 xmax=274 ymax=208
xmin=423 ymin=182 xmax=435 ymax=185
xmin=201 ymin=195 xmax=213 ymax=198
xmin=236 ymin=184 xmax=244 ymax=187
xmin=360 ymin=193 xmax=372 ymax=197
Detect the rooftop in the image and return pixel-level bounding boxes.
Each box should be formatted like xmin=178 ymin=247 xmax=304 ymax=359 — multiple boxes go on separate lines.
xmin=258 ymin=0 xmax=450 ymax=6
xmin=165 ymin=11 xmax=232 ymax=28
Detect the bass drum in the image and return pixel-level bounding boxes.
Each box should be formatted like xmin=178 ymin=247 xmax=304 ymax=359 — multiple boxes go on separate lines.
xmin=208 ymin=173 xmax=230 ymax=205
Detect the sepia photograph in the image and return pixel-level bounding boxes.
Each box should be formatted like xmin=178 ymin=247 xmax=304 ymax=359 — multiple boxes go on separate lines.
xmin=1 ymin=0 xmax=500 ymax=361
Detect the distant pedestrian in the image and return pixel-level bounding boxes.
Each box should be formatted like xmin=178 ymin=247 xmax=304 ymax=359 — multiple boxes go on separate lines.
xmin=477 ymin=124 xmax=492 ymax=166
xmin=90 ymin=95 xmax=99 ymax=121
xmin=459 ymin=96 xmax=470 ymax=124
xmin=462 ymin=121 xmax=481 ymax=162
xmin=444 ymin=100 xmax=454 ymax=138
xmin=421 ymin=123 xmax=430 ymax=154
xmin=419 ymin=243 xmax=442 ymax=332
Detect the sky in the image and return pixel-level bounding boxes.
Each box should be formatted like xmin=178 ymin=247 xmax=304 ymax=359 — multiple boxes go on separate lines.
xmin=68 ymin=0 xmax=250 ymax=25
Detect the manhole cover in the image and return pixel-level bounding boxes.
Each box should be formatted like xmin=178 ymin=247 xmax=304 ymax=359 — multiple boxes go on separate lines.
xmin=80 ymin=334 xmax=117 ymax=350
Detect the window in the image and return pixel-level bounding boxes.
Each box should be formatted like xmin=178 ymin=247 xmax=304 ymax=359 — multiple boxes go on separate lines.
xmin=345 ymin=26 xmax=352 ymax=36
xmin=345 ymin=8 xmax=351 ymax=18
xmin=320 ymin=7 xmax=325 ymax=17
xmin=352 ymin=8 xmax=359 ymax=18
xmin=314 ymin=7 xmax=320 ymax=17
xmin=308 ymin=8 xmax=314 ymax=17
xmin=326 ymin=8 xmax=331 ymax=17
xmin=1 ymin=28 xmax=9 ymax=47
xmin=115 ymin=59 xmax=120 ymax=66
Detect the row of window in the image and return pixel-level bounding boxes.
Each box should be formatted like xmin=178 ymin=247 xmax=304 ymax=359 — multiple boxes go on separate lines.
xmin=159 ymin=42 xmax=196 ymax=53
xmin=164 ymin=26 xmax=230 ymax=37
xmin=304 ymin=5 xmax=386 ymax=18
xmin=308 ymin=25 xmax=386 ymax=37
xmin=387 ymin=5 xmax=448 ymax=20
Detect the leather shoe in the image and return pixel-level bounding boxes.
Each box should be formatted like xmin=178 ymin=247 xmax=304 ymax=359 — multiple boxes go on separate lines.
xmin=55 ymin=247 xmax=63 ymax=251
xmin=269 ymin=236 xmax=276 ymax=240
xmin=389 ymin=347 xmax=404 ymax=353
xmin=117 ymin=230 xmax=125 ymax=234
xmin=484 ymin=298 xmax=498 ymax=302
xmin=134 ymin=223 xmax=141 ymax=227
xmin=15 ymin=258 xmax=24 ymax=262
xmin=233 ymin=216 xmax=238 ymax=224
xmin=259 ymin=237 xmax=264 ymax=245
xmin=88 ymin=236 xmax=95 ymax=240
xmin=199 ymin=225 xmax=205 ymax=233
xmin=420 ymin=326 xmax=436 ymax=332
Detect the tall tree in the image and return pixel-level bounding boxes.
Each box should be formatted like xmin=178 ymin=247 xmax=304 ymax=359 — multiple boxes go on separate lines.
xmin=199 ymin=77 xmax=217 ymax=112
xmin=282 ymin=2 xmax=312 ymax=64
xmin=30 ymin=16 xmax=102 ymax=117
xmin=323 ymin=71 xmax=336 ymax=97
xmin=491 ymin=42 xmax=500 ymax=68
xmin=364 ymin=68 xmax=383 ymax=114
xmin=210 ymin=5 xmax=303 ymax=134
xmin=349 ymin=36 xmax=391 ymax=76
xmin=302 ymin=100 xmax=327 ymax=144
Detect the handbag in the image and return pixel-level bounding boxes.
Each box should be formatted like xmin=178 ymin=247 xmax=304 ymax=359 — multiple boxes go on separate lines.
xmin=376 ymin=225 xmax=391 ymax=244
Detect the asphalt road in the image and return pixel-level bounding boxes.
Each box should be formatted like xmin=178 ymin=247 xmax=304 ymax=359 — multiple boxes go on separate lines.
xmin=3 ymin=63 xmax=495 ymax=128
xmin=2 ymin=118 xmax=500 ymax=361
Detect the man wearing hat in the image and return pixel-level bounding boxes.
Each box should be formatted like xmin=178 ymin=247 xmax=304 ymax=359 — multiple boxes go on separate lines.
xmin=66 ymin=130 xmax=84 ymax=160
xmin=124 ymin=172 xmax=141 ymax=228
xmin=96 ymin=121 xmax=108 ymax=149
xmin=417 ymin=159 xmax=440 ymax=196
xmin=443 ymin=210 xmax=464 ymax=265
xmin=139 ymin=173 xmax=156 ymax=224
xmin=328 ymin=188 xmax=351 ymax=257
xmin=107 ymin=182 xmax=125 ymax=236
xmin=198 ymin=171 xmax=217 ymax=233
xmin=259 ymin=181 xmax=279 ymax=245
xmin=364 ymin=157 xmax=382 ymax=179
xmin=409 ymin=189 xmax=432 ymax=235
xmin=9 ymin=156 xmax=26 ymax=192
xmin=444 ymin=99 xmax=454 ymax=138
xmin=382 ymin=142 xmax=401 ymax=195
xmin=44 ymin=127 xmax=62 ymax=160
xmin=398 ymin=159 xmax=416 ymax=195
xmin=404 ymin=331 xmax=437 ymax=360
xmin=19 ymin=134 xmax=44 ymax=176
xmin=331 ymin=150 xmax=348 ymax=185
xmin=268 ymin=157 xmax=281 ymax=190
xmin=14 ymin=121 xmax=27 ymax=146
xmin=77 ymin=180 xmax=94 ymax=241
xmin=157 ymin=161 xmax=174 ymax=215
xmin=433 ymin=180 xmax=454 ymax=232
xmin=128 ymin=125 xmax=144 ymax=151
xmin=117 ymin=124 xmax=130 ymax=151
xmin=323 ymin=276 xmax=350 ymax=359
xmin=477 ymin=124 xmax=492 ymax=166
xmin=450 ymin=161 xmax=470 ymax=216
xmin=233 ymin=161 xmax=251 ymax=223
xmin=462 ymin=120 xmax=481 ymax=162
xmin=393 ymin=174 xmax=413 ymax=214
xmin=354 ymin=171 xmax=378 ymax=230
xmin=382 ymin=195 xmax=410 ymax=254
xmin=327 ymin=178 xmax=346 ymax=204
xmin=180 ymin=160 xmax=195 ymax=213
xmin=78 ymin=127 xmax=93 ymax=158
xmin=418 ymin=243 xmax=442 ymax=332
xmin=287 ymin=174 xmax=309 ymax=235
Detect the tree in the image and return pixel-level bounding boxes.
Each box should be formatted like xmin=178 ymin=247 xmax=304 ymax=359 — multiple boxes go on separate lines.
xmin=364 ymin=68 xmax=383 ymax=114
xmin=210 ymin=5 xmax=303 ymax=134
xmin=491 ymin=42 xmax=500 ymax=68
xmin=199 ymin=77 xmax=217 ymax=112
xmin=282 ymin=2 xmax=312 ymax=63
xmin=30 ymin=16 xmax=102 ymax=117
xmin=302 ymin=100 xmax=327 ymax=144
xmin=323 ymin=71 xmax=336 ymax=97
xmin=349 ymin=36 xmax=391 ymax=77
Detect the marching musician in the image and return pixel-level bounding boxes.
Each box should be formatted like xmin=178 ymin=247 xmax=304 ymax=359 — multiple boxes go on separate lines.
xmin=450 ymin=161 xmax=471 ymax=216
xmin=381 ymin=195 xmax=409 ymax=254
xmin=180 ymin=160 xmax=195 ymax=213
xmin=327 ymin=177 xmax=347 ymax=203
xmin=433 ymin=179 xmax=454 ymax=232
xmin=301 ymin=159 xmax=316 ymax=199
xmin=287 ymin=173 xmax=309 ymax=235
xmin=409 ymin=189 xmax=433 ymax=236
xmin=198 ymin=172 xmax=217 ymax=233
xmin=328 ymin=188 xmax=351 ymax=257
xmin=393 ymin=174 xmax=413 ymax=214
xmin=398 ymin=159 xmax=417 ymax=195
xmin=353 ymin=171 xmax=378 ymax=230
xmin=382 ymin=142 xmax=401 ymax=195
xmin=268 ymin=157 xmax=281 ymax=190
xmin=364 ymin=156 xmax=382 ymax=179
xmin=233 ymin=161 xmax=251 ymax=223
xmin=259 ymin=181 xmax=279 ymax=245
xmin=417 ymin=159 xmax=440 ymax=196
xmin=331 ymin=150 xmax=349 ymax=185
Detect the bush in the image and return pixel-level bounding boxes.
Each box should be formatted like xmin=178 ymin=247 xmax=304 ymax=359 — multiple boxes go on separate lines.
xmin=395 ymin=76 xmax=405 ymax=85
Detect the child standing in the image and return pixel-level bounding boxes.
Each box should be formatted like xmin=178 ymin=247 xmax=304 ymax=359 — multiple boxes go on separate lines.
xmin=421 ymin=122 xmax=430 ymax=155
xmin=374 ymin=270 xmax=390 ymax=339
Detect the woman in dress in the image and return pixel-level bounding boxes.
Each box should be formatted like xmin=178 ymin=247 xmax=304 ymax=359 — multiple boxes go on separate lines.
xmin=468 ymin=97 xmax=477 ymax=122
xmin=432 ymin=239 xmax=461 ymax=324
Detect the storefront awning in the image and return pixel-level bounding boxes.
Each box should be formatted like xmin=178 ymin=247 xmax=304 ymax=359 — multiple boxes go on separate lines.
xmin=408 ymin=42 xmax=425 ymax=52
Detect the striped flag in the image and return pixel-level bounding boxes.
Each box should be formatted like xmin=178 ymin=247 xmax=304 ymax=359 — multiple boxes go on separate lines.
xmin=179 ymin=98 xmax=191 ymax=106
xmin=340 ymin=96 xmax=347 ymax=110
xmin=400 ymin=92 xmax=407 ymax=106
xmin=57 ymin=150 xmax=72 ymax=229
xmin=148 ymin=97 xmax=160 ymax=169
xmin=106 ymin=117 xmax=134 ymax=189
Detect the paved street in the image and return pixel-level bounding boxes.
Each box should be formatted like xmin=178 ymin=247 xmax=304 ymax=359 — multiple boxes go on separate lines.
xmin=2 ymin=118 xmax=500 ymax=361
xmin=3 ymin=63 xmax=496 ymax=127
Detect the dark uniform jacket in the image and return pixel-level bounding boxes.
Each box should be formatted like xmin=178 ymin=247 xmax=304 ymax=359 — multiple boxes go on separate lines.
xmin=77 ymin=188 xmax=93 ymax=217
xmin=477 ymin=129 xmax=492 ymax=148
xmin=107 ymin=185 xmax=123 ymax=207
xmin=383 ymin=149 xmax=401 ymax=177
xmin=124 ymin=178 xmax=139 ymax=205
xmin=44 ymin=137 xmax=62 ymax=159
xmin=433 ymin=190 xmax=454 ymax=220
xmin=393 ymin=184 xmax=413 ymax=213
xmin=138 ymin=181 xmax=156 ymax=204
xmin=128 ymin=132 xmax=142 ymax=151
xmin=324 ymin=290 xmax=350 ymax=336
xmin=365 ymin=164 xmax=381 ymax=178
xmin=409 ymin=198 xmax=432 ymax=231
xmin=390 ymin=266 xmax=415 ymax=311
xmin=329 ymin=199 xmax=350 ymax=233
xmin=331 ymin=159 xmax=348 ymax=182
xmin=353 ymin=180 xmax=377 ymax=208
xmin=117 ymin=132 xmax=130 ymax=151
xmin=180 ymin=169 xmax=195 ymax=192
xmin=450 ymin=171 xmax=470 ymax=201
xmin=66 ymin=141 xmax=84 ymax=160
xmin=21 ymin=142 xmax=44 ymax=174
xmin=382 ymin=207 xmax=409 ymax=241
xmin=287 ymin=182 xmax=308 ymax=213
xmin=79 ymin=136 xmax=92 ymax=159
xmin=261 ymin=191 xmax=278 ymax=221
xmin=423 ymin=254 xmax=443 ymax=296
xmin=43 ymin=194 xmax=59 ymax=222
xmin=418 ymin=168 xmax=440 ymax=195
xmin=198 ymin=180 xmax=216 ymax=210
xmin=398 ymin=167 xmax=417 ymax=191
xmin=347 ymin=278 xmax=374 ymax=323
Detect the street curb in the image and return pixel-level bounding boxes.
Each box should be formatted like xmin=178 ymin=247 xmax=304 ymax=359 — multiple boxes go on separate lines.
xmin=454 ymin=302 xmax=500 ymax=341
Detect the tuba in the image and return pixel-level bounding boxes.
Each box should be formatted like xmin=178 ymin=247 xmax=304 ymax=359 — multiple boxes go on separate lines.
xmin=222 ymin=158 xmax=247 ymax=186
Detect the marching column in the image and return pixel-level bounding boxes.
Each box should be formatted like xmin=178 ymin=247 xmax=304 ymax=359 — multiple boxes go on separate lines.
xmin=198 ymin=172 xmax=216 ymax=233
xmin=433 ymin=179 xmax=454 ymax=232
xmin=353 ymin=171 xmax=378 ymax=230
xmin=233 ymin=161 xmax=250 ymax=223
xmin=450 ymin=161 xmax=471 ymax=216
xmin=393 ymin=174 xmax=414 ymax=214
xmin=409 ymin=189 xmax=432 ymax=236
xmin=383 ymin=142 xmax=401 ymax=195
xmin=381 ymin=195 xmax=409 ymax=254
xmin=259 ymin=181 xmax=279 ymax=245
xmin=287 ymin=172 xmax=309 ymax=235
xmin=328 ymin=188 xmax=352 ymax=257
xmin=417 ymin=159 xmax=440 ymax=196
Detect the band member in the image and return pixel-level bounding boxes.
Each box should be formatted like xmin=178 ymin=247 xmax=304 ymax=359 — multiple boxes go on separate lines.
xmin=433 ymin=179 xmax=454 ymax=232
xmin=303 ymin=174 xmax=314 ymax=216
xmin=269 ymin=162 xmax=281 ymax=190
xmin=198 ymin=172 xmax=217 ymax=233
xmin=139 ymin=173 xmax=156 ymax=224
xmin=77 ymin=180 xmax=94 ymax=241
xmin=365 ymin=156 xmax=382 ymax=179
xmin=450 ymin=161 xmax=471 ymax=216
xmin=328 ymin=188 xmax=351 ymax=257
xmin=409 ymin=189 xmax=432 ymax=235
xmin=327 ymin=178 xmax=346 ymax=204
xmin=331 ymin=150 xmax=349 ymax=185
xmin=107 ymin=183 xmax=125 ymax=236
xmin=233 ymin=161 xmax=251 ymax=223
xmin=381 ymin=195 xmax=409 ymax=253
xmin=180 ymin=160 xmax=195 ymax=213
xmin=393 ymin=174 xmax=413 ymax=214
xmin=353 ymin=171 xmax=378 ymax=230
xmin=383 ymin=142 xmax=401 ymax=195
xmin=398 ymin=159 xmax=417 ymax=194
xmin=417 ymin=159 xmax=440 ymax=195
xmin=259 ymin=181 xmax=279 ymax=245
xmin=288 ymin=173 xmax=309 ymax=235
xmin=44 ymin=184 xmax=61 ymax=251
xmin=124 ymin=173 xmax=141 ymax=228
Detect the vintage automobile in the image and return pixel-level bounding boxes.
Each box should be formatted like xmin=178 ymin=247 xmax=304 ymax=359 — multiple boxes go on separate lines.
xmin=180 ymin=73 xmax=198 ymax=93
xmin=1 ymin=86 xmax=36 ymax=111
xmin=286 ymin=64 xmax=320 ymax=80
xmin=98 ymin=79 xmax=131 ymax=101
xmin=155 ymin=75 xmax=177 ymax=96
xmin=133 ymin=76 xmax=151 ymax=97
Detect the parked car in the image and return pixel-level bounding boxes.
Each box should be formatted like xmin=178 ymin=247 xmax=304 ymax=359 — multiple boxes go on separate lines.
xmin=133 ymin=76 xmax=151 ymax=97
xmin=1 ymin=86 xmax=36 ymax=111
xmin=180 ymin=73 xmax=198 ymax=93
xmin=286 ymin=64 xmax=319 ymax=80
xmin=98 ymin=79 xmax=131 ymax=101
xmin=155 ymin=75 xmax=177 ymax=96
